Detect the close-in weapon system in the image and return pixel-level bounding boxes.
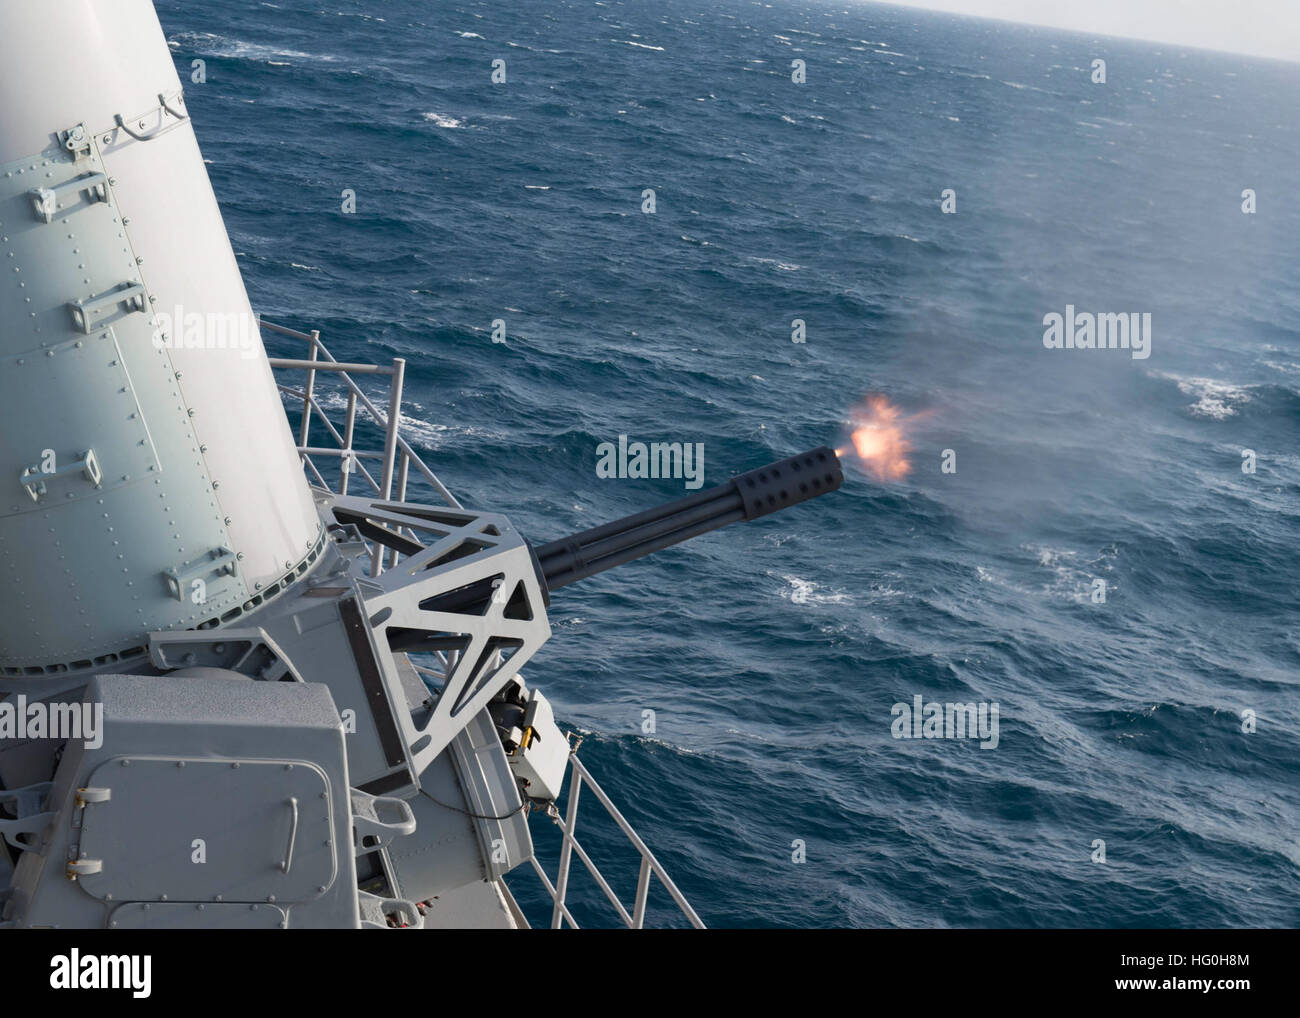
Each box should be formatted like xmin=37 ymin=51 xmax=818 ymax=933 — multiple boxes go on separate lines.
xmin=0 ymin=1 xmax=844 ymax=929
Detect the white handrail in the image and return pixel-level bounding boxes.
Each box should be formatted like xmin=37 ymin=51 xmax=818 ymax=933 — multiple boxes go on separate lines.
xmin=528 ymin=739 xmax=706 ymax=930
xmin=261 ymin=318 xmax=461 ymax=511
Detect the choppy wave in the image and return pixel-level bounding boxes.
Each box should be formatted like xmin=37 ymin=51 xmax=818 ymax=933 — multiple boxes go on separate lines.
xmin=168 ymin=30 xmax=339 ymax=63
xmin=422 ymin=112 xmax=465 ymax=129
xmin=1152 ymin=371 xmax=1253 ymax=419
xmin=167 ymin=0 xmax=1300 ymax=930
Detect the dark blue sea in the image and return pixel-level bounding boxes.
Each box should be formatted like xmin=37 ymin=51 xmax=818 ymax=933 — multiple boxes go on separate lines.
xmin=155 ymin=0 xmax=1300 ymax=928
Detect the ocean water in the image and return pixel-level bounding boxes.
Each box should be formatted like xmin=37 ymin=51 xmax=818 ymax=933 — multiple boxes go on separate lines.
xmin=155 ymin=0 xmax=1300 ymax=928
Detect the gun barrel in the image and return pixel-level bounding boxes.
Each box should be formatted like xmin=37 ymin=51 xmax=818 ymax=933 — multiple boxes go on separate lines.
xmin=535 ymin=445 xmax=843 ymax=590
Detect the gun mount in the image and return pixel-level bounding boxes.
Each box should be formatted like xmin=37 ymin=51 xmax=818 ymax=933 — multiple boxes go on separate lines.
xmin=0 ymin=0 xmax=848 ymax=930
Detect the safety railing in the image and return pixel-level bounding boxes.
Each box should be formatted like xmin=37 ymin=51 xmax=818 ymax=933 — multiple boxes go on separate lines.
xmin=262 ymin=318 xmax=460 ymax=577
xmin=266 ymin=318 xmax=702 ymax=930
xmin=526 ymin=737 xmax=705 ymax=929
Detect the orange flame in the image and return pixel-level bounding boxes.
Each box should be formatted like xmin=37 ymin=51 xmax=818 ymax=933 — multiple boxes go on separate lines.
xmin=837 ymin=395 xmax=913 ymax=481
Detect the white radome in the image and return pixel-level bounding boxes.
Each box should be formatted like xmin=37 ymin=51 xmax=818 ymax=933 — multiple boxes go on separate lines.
xmin=0 ymin=0 xmax=319 ymax=671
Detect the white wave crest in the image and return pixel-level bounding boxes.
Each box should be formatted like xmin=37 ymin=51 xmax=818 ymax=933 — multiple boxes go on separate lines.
xmin=1156 ymin=372 xmax=1252 ymax=419
xmin=780 ymin=575 xmax=852 ymax=606
xmin=423 ymin=112 xmax=464 ymax=129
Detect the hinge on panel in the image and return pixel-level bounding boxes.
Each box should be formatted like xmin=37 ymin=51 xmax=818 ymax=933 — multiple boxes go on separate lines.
xmin=63 ymin=787 xmax=111 ymax=879
xmin=74 ymin=787 xmax=111 ymax=808
xmin=65 ymin=858 xmax=104 ymax=880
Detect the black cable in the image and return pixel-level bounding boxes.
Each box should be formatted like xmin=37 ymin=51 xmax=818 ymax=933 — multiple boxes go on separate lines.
xmin=421 ymin=790 xmax=531 ymax=821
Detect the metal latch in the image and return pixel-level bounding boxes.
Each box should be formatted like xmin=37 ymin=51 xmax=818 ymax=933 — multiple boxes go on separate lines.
xmin=20 ymin=448 xmax=102 ymax=502
xmin=163 ymin=547 xmax=239 ymax=601
xmin=59 ymin=122 xmax=93 ymax=159
xmin=68 ymin=283 xmax=147 ymax=334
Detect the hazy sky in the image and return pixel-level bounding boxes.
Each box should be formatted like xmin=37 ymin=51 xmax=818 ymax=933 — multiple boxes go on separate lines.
xmin=880 ymin=0 xmax=1300 ymax=63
